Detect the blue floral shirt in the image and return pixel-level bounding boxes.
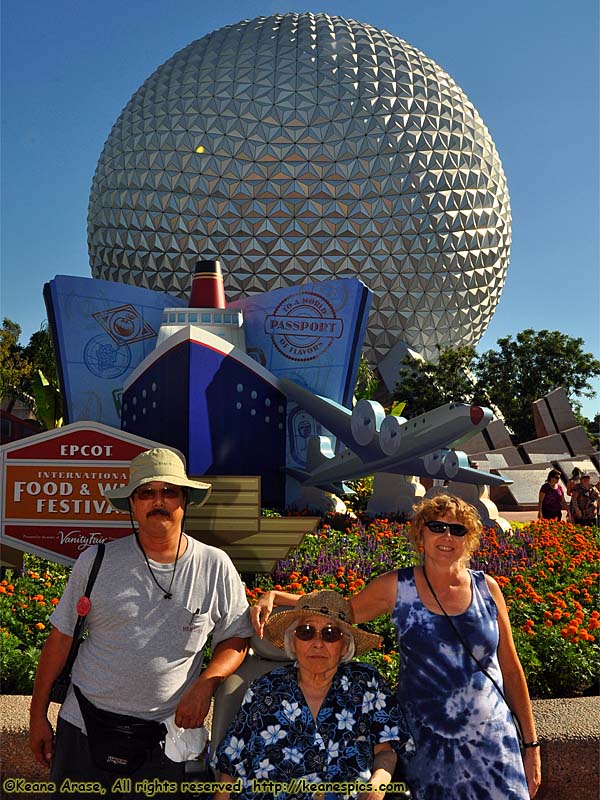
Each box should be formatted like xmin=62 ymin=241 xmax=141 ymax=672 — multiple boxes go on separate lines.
xmin=214 ymin=661 xmax=413 ymax=800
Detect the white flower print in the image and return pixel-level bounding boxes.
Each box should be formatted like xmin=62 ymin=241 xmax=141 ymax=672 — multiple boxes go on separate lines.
xmin=282 ymin=699 xmax=302 ymax=721
xmin=260 ymin=724 xmax=287 ymax=745
xmin=326 ymin=740 xmax=340 ymax=761
xmin=362 ymin=690 xmax=376 ymax=713
xmin=255 ymin=759 xmax=274 ymax=779
xmin=335 ymin=709 xmax=355 ymax=731
xmin=282 ymin=746 xmax=302 ymax=764
xmin=224 ymin=736 xmax=245 ymax=760
xmin=380 ymin=724 xmax=400 ymax=742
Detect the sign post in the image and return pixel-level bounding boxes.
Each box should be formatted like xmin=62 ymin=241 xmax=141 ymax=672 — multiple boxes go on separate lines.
xmin=1 ymin=422 xmax=178 ymax=565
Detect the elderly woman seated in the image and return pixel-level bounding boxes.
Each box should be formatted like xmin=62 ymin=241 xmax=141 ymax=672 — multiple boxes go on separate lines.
xmin=213 ymin=590 xmax=412 ymax=800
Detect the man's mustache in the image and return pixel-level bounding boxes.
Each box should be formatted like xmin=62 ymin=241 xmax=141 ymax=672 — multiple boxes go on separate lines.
xmin=147 ymin=508 xmax=171 ymax=518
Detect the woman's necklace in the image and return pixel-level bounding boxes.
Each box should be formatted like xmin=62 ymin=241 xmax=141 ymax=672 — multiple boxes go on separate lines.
xmin=135 ymin=530 xmax=183 ymax=599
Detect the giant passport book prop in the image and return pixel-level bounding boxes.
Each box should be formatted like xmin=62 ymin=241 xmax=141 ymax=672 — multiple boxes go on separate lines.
xmin=230 ymin=279 xmax=371 ymax=472
xmin=44 ymin=276 xmax=185 ymax=427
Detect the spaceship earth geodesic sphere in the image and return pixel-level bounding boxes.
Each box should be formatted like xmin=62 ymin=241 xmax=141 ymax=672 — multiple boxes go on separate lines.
xmin=88 ymin=12 xmax=511 ymax=363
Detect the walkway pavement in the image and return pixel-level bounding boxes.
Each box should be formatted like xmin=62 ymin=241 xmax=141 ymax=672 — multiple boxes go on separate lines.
xmin=499 ymin=509 xmax=538 ymax=523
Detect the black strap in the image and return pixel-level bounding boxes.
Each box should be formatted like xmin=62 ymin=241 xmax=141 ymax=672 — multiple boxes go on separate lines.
xmin=61 ymin=544 xmax=105 ymax=675
xmin=421 ymin=565 xmax=525 ymax=746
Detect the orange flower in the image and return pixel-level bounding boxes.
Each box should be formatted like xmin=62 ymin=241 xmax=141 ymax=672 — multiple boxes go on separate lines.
xmin=35 ymin=622 xmax=45 ymax=630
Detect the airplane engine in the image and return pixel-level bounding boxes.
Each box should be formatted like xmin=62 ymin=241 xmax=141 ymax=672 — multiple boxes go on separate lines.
xmin=350 ymin=399 xmax=386 ymax=446
xmin=443 ymin=451 xmax=460 ymax=478
xmin=379 ymin=414 xmax=407 ymax=455
xmin=423 ymin=450 xmax=444 ymax=475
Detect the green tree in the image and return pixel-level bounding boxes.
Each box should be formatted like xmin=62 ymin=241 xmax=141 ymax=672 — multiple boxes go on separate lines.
xmin=0 ymin=319 xmax=62 ymax=428
xmin=23 ymin=323 xmax=59 ymax=388
xmin=354 ymin=352 xmax=380 ymax=401
xmin=475 ymin=329 xmax=600 ymax=442
xmin=0 ymin=318 xmax=33 ymax=407
xmin=393 ymin=344 xmax=491 ymax=417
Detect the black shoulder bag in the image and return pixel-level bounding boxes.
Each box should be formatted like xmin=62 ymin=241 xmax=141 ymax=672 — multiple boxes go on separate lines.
xmin=49 ymin=543 xmax=105 ymax=705
xmin=421 ymin=565 xmax=526 ymax=751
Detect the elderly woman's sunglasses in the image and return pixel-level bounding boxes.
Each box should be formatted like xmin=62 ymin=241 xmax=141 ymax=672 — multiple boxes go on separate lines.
xmin=294 ymin=624 xmax=344 ymax=643
xmin=425 ymin=520 xmax=468 ymax=537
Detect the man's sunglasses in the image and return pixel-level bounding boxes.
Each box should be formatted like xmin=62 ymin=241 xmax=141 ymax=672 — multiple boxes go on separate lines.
xmin=425 ymin=520 xmax=468 ymax=537
xmin=135 ymin=485 xmax=182 ymax=501
xmin=294 ymin=624 xmax=344 ymax=643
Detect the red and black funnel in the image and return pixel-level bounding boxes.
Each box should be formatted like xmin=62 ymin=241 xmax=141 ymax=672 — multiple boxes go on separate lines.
xmin=189 ymin=259 xmax=226 ymax=309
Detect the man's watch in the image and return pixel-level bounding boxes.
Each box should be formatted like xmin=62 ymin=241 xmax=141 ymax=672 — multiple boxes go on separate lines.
xmin=522 ymin=740 xmax=540 ymax=749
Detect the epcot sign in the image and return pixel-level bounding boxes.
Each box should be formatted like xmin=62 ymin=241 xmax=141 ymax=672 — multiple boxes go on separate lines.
xmin=0 ymin=423 xmax=168 ymax=564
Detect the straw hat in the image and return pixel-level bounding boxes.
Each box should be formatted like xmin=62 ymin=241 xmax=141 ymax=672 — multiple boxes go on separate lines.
xmin=104 ymin=448 xmax=211 ymax=512
xmin=265 ymin=590 xmax=382 ymax=656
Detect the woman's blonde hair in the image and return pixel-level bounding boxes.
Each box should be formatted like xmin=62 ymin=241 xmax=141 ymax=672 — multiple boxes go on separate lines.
xmin=410 ymin=494 xmax=483 ymax=565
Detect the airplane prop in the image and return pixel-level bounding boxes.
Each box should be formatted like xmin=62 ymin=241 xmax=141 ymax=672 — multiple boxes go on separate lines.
xmin=278 ymin=378 xmax=510 ymax=490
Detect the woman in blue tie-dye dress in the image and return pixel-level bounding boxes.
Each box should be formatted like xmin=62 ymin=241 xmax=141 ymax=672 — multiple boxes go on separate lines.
xmin=253 ymin=495 xmax=541 ymax=799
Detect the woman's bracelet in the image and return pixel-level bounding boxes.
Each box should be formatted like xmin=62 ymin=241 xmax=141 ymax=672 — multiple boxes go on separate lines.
xmin=522 ymin=740 xmax=540 ymax=749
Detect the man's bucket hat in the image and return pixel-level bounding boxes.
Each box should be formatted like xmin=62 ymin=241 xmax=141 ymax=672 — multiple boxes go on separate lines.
xmin=104 ymin=448 xmax=211 ymax=512
xmin=264 ymin=589 xmax=382 ymax=656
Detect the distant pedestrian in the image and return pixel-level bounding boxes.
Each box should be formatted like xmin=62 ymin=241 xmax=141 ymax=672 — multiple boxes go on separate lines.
xmin=569 ymin=473 xmax=599 ymax=526
xmin=537 ymin=469 xmax=569 ymax=521
xmin=566 ymin=467 xmax=582 ymax=496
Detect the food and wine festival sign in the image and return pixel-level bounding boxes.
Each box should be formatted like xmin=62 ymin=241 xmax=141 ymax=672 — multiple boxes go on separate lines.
xmin=0 ymin=422 xmax=173 ymax=565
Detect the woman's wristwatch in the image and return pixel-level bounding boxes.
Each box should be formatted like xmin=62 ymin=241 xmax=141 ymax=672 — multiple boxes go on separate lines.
xmin=522 ymin=740 xmax=540 ymax=749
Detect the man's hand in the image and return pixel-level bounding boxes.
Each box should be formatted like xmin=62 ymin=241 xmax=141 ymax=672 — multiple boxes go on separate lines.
xmin=29 ymin=714 xmax=54 ymax=768
xmin=175 ymin=636 xmax=249 ymax=728
xmin=174 ymin=681 xmax=213 ymax=729
xmin=29 ymin=626 xmax=72 ymax=767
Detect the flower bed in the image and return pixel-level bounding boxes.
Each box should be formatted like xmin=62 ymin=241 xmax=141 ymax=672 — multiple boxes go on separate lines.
xmin=0 ymin=557 xmax=70 ymax=693
xmin=247 ymin=516 xmax=600 ymax=698
xmin=1 ymin=519 xmax=598 ymax=698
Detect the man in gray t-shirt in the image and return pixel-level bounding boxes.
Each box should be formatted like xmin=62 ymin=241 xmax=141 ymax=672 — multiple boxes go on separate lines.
xmin=29 ymin=448 xmax=253 ymax=787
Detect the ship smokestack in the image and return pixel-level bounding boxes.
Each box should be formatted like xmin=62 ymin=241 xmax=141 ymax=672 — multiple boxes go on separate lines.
xmin=189 ymin=259 xmax=226 ymax=309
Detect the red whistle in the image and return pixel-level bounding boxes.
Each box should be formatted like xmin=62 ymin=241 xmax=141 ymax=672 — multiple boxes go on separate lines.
xmin=76 ymin=596 xmax=91 ymax=616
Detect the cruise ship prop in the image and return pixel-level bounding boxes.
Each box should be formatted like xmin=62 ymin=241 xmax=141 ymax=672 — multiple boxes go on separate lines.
xmin=45 ymin=262 xmax=508 ymax=508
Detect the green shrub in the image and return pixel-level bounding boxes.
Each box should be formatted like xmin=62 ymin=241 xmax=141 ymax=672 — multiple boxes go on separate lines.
xmin=0 ymin=554 xmax=70 ymax=694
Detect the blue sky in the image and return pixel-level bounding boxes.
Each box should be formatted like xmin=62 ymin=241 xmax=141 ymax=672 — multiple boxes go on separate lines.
xmin=2 ymin=0 xmax=598 ymax=416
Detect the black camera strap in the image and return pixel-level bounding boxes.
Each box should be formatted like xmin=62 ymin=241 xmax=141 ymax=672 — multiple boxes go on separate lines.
xmin=58 ymin=544 xmax=105 ymax=679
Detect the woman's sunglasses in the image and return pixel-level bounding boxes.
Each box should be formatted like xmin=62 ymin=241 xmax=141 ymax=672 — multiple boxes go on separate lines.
xmin=294 ymin=624 xmax=344 ymax=643
xmin=425 ymin=520 xmax=468 ymax=537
